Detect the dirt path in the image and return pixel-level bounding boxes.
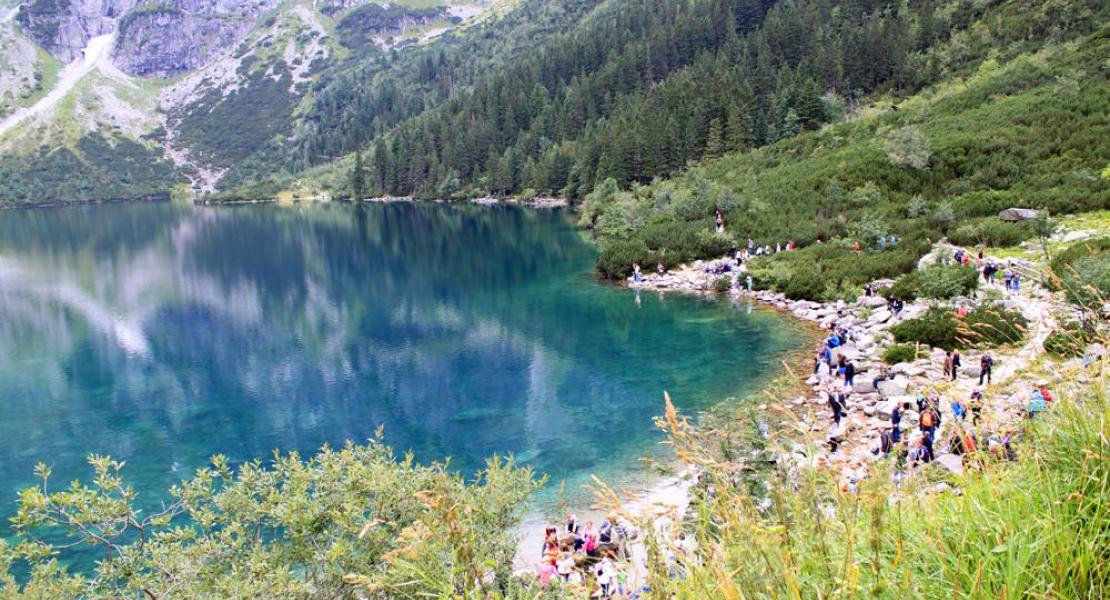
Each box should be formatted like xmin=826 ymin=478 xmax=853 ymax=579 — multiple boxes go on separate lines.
xmin=0 ymin=33 xmax=114 ymax=138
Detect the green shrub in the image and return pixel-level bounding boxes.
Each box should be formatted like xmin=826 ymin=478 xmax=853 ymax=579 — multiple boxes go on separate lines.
xmin=713 ymin=276 xmax=733 ymax=293
xmin=959 ymin=304 xmax=1028 ymax=347
xmin=1044 ymin=322 xmax=1096 ymax=357
xmin=596 ymin=239 xmax=652 ymax=279
xmin=887 ymin=264 xmax=979 ymax=300
xmin=947 ymin=217 xmax=1033 ymax=247
xmin=882 ymin=343 xmax=919 ymax=364
xmin=1049 ymin=239 xmax=1110 ymax=307
xmin=782 ymin=268 xmax=827 ymax=301
xmin=891 ymin=307 xmax=959 ymax=349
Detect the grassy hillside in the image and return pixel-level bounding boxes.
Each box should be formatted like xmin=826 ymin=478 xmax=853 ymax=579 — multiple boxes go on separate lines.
xmin=583 ymin=15 xmax=1109 ymax=295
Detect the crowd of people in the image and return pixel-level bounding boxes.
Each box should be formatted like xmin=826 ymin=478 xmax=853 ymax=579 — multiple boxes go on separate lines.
xmin=533 ymin=512 xmax=695 ymax=597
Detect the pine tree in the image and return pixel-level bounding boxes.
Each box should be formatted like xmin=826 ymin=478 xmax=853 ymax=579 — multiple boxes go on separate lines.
xmin=705 ymin=117 xmax=725 ymax=159
xmin=350 ymin=151 xmax=366 ymax=200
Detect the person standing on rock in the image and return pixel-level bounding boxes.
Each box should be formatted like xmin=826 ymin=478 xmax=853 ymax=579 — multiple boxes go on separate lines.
xmin=951 ymin=349 xmax=961 ymax=381
xmin=943 ymin=351 xmax=954 ymax=379
xmin=979 ymin=353 xmax=993 ymax=386
xmin=891 ymin=402 xmax=904 ymax=443
xmin=968 ymin=388 xmax=983 ymax=424
xmin=828 ymin=389 xmax=845 ymax=425
xmin=632 ymin=262 xmax=642 ymax=284
xmin=843 ymin=360 xmax=856 ymax=389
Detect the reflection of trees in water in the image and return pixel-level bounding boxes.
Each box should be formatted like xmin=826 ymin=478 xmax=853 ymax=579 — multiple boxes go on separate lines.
xmin=0 ymin=203 xmax=596 ymax=491
xmin=0 ymin=202 xmax=800 ymax=520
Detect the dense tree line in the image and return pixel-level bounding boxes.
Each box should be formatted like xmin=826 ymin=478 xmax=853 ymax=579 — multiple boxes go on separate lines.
xmin=306 ymin=0 xmax=986 ymax=200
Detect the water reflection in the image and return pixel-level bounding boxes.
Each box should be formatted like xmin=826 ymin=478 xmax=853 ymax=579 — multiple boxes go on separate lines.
xmin=0 ymin=202 xmax=803 ymax=517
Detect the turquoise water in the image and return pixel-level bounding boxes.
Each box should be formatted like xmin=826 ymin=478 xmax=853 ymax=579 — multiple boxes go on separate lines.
xmin=0 ymin=202 xmax=804 ymax=524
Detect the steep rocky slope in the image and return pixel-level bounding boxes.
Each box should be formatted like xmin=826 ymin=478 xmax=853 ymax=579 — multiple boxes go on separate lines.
xmin=0 ymin=0 xmax=501 ymax=205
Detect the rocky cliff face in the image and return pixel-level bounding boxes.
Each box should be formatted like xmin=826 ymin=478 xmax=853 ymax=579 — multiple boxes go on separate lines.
xmin=17 ymin=0 xmax=139 ymax=63
xmin=112 ymin=0 xmax=282 ymax=77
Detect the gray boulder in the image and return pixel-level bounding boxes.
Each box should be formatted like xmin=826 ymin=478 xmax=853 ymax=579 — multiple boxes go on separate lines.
xmin=876 ymin=377 xmax=909 ymax=397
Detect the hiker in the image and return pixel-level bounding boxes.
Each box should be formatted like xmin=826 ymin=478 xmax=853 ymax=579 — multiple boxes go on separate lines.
xmin=877 ymin=426 xmax=895 ymax=457
xmin=951 ymin=349 xmax=961 ymax=381
xmin=595 ymin=555 xmax=616 ymax=597
xmin=556 ymin=551 xmax=575 ymax=583
xmin=656 ymin=261 xmax=665 ymax=275
xmin=1011 ymin=271 xmax=1020 ymax=291
xmin=968 ymin=388 xmax=983 ymax=424
xmin=828 ymin=390 xmax=845 ymax=425
xmin=632 ymin=262 xmax=642 ymax=284
xmin=920 ymin=403 xmax=938 ymax=459
xmin=817 ymin=357 xmax=832 ymax=383
xmin=864 ymin=283 xmax=874 ymax=297
xmin=715 ymin=210 xmax=725 ymax=234
xmin=843 ymin=359 xmax=856 ymax=389
xmin=908 ymin=434 xmax=931 ymax=470
xmin=1028 ymin=388 xmax=1047 ymax=418
xmin=951 ymin=396 xmax=967 ymax=421
xmin=979 ymin=353 xmax=993 ymax=385
xmin=582 ymin=522 xmax=599 ymax=557
xmin=957 ymin=303 xmax=968 ymax=318
xmin=890 ymin=402 xmax=904 ymax=443
xmin=745 ymin=274 xmax=753 ymax=291
xmin=943 ymin=350 xmax=954 ymax=379
xmin=1003 ymin=267 xmax=1014 ymax=290
xmin=1039 ymin=383 xmax=1053 ymax=403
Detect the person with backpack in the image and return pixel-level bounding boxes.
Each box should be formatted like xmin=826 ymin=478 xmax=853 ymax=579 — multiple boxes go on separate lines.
xmin=951 ymin=397 xmax=967 ymax=421
xmin=920 ymin=405 xmax=938 ymax=460
xmin=1028 ymin=389 xmax=1047 ymax=418
xmin=968 ymin=388 xmax=983 ymax=424
xmin=1039 ymin=384 xmax=1053 ymax=403
xmin=979 ymin=353 xmax=994 ymax=385
xmin=843 ymin=360 xmax=856 ymax=389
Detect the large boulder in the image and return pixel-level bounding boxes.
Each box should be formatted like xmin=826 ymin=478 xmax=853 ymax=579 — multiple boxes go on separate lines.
xmin=876 ymin=377 xmax=909 ymax=397
xmin=934 ymin=453 xmax=965 ymax=475
xmin=998 ymin=208 xmax=1040 ymax=222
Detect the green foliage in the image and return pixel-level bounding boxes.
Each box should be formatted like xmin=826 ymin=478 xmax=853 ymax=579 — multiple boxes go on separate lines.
xmin=891 ymin=306 xmax=960 ymax=349
xmin=781 ymin=267 xmax=827 ymax=301
xmin=0 ymin=437 xmax=542 ymax=598
xmin=947 ymin=216 xmax=1033 ymax=247
xmin=713 ymin=276 xmax=733 ymax=293
xmin=1044 ymin=321 xmax=1097 ymax=357
xmin=882 ymin=343 xmax=918 ymax=364
xmin=883 ymin=125 xmax=931 ymax=169
xmin=0 ymin=134 xmax=180 ymax=206
xmin=595 ymin=239 xmax=652 ymax=280
xmin=653 ymin=374 xmax=1110 ymax=598
xmin=1049 ymin=238 xmax=1110 ymax=307
xmin=888 ymin=264 xmax=979 ymax=301
xmin=893 ymin=304 xmax=1027 ymax=349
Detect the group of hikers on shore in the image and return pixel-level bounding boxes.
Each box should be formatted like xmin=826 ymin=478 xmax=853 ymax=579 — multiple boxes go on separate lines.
xmin=533 ymin=512 xmax=693 ymax=597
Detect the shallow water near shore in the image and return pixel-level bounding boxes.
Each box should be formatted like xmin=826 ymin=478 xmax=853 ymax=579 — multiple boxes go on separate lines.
xmin=0 ymin=202 xmax=806 ymax=548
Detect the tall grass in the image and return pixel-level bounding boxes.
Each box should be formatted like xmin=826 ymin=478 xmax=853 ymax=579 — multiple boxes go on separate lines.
xmin=642 ymin=365 xmax=1109 ymax=599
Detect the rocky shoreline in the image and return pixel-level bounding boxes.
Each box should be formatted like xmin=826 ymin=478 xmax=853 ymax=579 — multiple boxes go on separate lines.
xmin=625 ymin=247 xmax=1082 ymax=490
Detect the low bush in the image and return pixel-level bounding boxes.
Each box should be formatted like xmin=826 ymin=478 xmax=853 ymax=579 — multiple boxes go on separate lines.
xmin=947 ymin=216 xmax=1033 ymax=247
xmin=892 ymin=304 xmax=1027 ymax=349
xmin=887 ymin=264 xmax=979 ymax=300
xmin=596 ymin=239 xmax=653 ymax=279
xmin=882 ymin=343 xmax=919 ymax=364
xmin=891 ymin=307 xmax=959 ymax=349
xmin=1044 ymin=322 xmax=1097 ymax=357
xmin=782 ymin=268 xmax=827 ymax=301
xmin=959 ymin=304 xmax=1028 ymax=347
xmin=713 ymin=276 xmax=733 ymax=293
xmin=1049 ymin=238 xmax=1110 ymax=307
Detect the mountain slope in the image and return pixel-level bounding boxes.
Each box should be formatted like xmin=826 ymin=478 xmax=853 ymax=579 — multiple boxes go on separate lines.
xmin=0 ymin=0 xmax=507 ymax=205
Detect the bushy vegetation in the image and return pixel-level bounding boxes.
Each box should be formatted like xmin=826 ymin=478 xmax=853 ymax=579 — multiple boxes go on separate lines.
xmin=946 ymin=216 xmax=1033 ymax=247
xmin=887 ymin=263 xmax=979 ymax=301
xmin=650 ymin=377 xmax=1110 ymax=598
xmin=882 ymin=342 xmax=919 ymax=364
xmin=0 ymin=436 xmax=541 ymax=598
xmin=1049 ymin=238 xmax=1110 ymax=307
xmin=573 ymin=2 xmax=1108 ymax=283
xmin=892 ymin=304 xmax=1027 ymax=350
xmin=0 ymin=134 xmax=180 ymax=206
xmin=744 ymin=241 xmax=925 ymax=301
xmin=1044 ymin=321 xmax=1097 ymax=358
